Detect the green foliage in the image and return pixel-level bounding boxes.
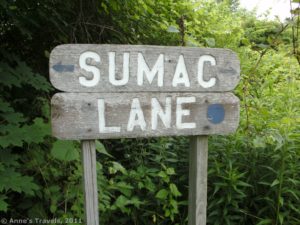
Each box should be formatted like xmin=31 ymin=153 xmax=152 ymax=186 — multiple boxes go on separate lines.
xmin=0 ymin=0 xmax=299 ymax=224
xmin=94 ymin=137 xmax=188 ymax=224
xmin=51 ymin=140 xmax=80 ymax=162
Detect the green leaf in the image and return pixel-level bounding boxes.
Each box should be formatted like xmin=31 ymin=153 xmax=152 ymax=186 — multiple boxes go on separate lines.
xmin=271 ymin=179 xmax=280 ymax=187
xmin=101 ymin=2 xmax=109 ymax=14
xmin=253 ymin=136 xmax=266 ymax=148
xmin=95 ymin=140 xmax=113 ymax=158
xmin=0 ymin=118 xmax=50 ymax=148
xmin=170 ymin=198 xmax=178 ymax=209
xmin=23 ymin=118 xmax=51 ymax=143
xmin=279 ymin=196 xmax=284 ymax=207
xmin=112 ymin=162 xmax=127 ymax=174
xmin=0 ymin=195 xmax=8 ymax=212
xmin=111 ymin=182 xmax=133 ymax=197
xmin=114 ymin=195 xmax=130 ymax=213
xmin=278 ymin=213 xmax=284 ymax=224
xmin=0 ymin=168 xmax=39 ymax=195
xmin=0 ymin=99 xmax=14 ymax=113
xmin=0 ymin=150 xmax=20 ymax=166
xmin=284 ymin=189 xmax=299 ymax=200
xmin=51 ymin=140 xmax=79 ymax=161
xmin=144 ymin=177 xmax=155 ymax=192
xmin=241 ymin=38 xmax=250 ymax=46
xmin=155 ymin=189 xmax=168 ymax=200
xmin=113 ymin=195 xmax=142 ymax=212
xmin=236 ymin=181 xmax=252 ymax=187
xmin=158 ymin=171 xmax=167 ymax=178
xmin=50 ymin=204 xmax=57 ymax=213
xmin=1 ymin=112 xmax=25 ymax=125
xmin=0 ymin=59 xmax=51 ymax=91
xmin=257 ymin=219 xmax=273 ymax=225
xmin=166 ymin=167 xmax=175 ymax=175
xmin=169 ymin=183 xmax=181 ymax=197
xmin=128 ymin=196 xmax=142 ymax=208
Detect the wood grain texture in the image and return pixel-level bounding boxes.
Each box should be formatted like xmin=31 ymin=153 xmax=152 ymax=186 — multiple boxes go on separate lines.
xmin=51 ymin=92 xmax=240 ymax=140
xmin=81 ymin=141 xmax=99 ymax=225
xmin=49 ymin=44 xmax=240 ymax=92
xmin=189 ymin=136 xmax=208 ymax=225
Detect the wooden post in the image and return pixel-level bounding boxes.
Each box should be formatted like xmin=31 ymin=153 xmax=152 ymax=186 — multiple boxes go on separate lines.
xmin=189 ymin=136 xmax=208 ymax=225
xmin=81 ymin=140 xmax=99 ymax=225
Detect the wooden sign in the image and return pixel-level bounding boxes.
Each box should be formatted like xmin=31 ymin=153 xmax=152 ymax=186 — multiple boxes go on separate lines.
xmin=49 ymin=45 xmax=240 ymax=92
xmin=51 ymin=92 xmax=239 ymax=140
xmin=49 ymin=44 xmax=241 ymax=225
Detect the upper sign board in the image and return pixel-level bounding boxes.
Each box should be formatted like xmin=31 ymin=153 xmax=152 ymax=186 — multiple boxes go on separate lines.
xmin=49 ymin=45 xmax=240 ymax=92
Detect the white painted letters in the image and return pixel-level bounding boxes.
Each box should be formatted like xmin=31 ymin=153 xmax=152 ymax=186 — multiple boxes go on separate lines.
xmin=151 ymin=97 xmax=171 ymax=130
xmin=137 ymin=53 xmax=164 ymax=87
xmin=79 ymin=51 xmax=101 ymax=87
xmin=176 ymin=96 xmax=196 ymax=129
xmin=77 ymin=52 xmax=219 ymax=89
xmin=172 ymin=55 xmax=190 ymax=87
xmin=198 ymin=55 xmax=216 ymax=88
xmin=109 ymin=52 xmax=129 ymax=86
xmin=98 ymin=99 xmax=121 ymax=133
xmin=127 ymin=98 xmax=146 ymax=131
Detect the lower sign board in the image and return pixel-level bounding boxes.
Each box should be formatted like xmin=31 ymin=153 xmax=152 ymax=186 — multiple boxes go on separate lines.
xmin=51 ymin=93 xmax=239 ymax=140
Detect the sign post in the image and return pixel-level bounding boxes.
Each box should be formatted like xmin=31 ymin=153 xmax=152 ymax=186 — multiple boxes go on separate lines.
xmin=49 ymin=44 xmax=240 ymax=225
xmin=189 ymin=136 xmax=208 ymax=225
xmin=81 ymin=140 xmax=99 ymax=225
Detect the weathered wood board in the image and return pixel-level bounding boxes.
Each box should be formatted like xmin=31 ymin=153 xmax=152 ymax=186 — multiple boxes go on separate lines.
xmin=81 ymin=141 xmax=99 ymax=225
xmin=51 ymin=92 xmax=240 ymax=140
xmin=49 ymin=45 xmax=240 ymax=92
xmin=189 ymin=136 xmax=208 ymax=225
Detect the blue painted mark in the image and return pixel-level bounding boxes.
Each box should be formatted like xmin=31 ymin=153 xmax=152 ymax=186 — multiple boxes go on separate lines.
xmin=52 ymin=62 xmax=74 ymax=72
xmin=207 ymin=104 xmax=225 ymax=124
